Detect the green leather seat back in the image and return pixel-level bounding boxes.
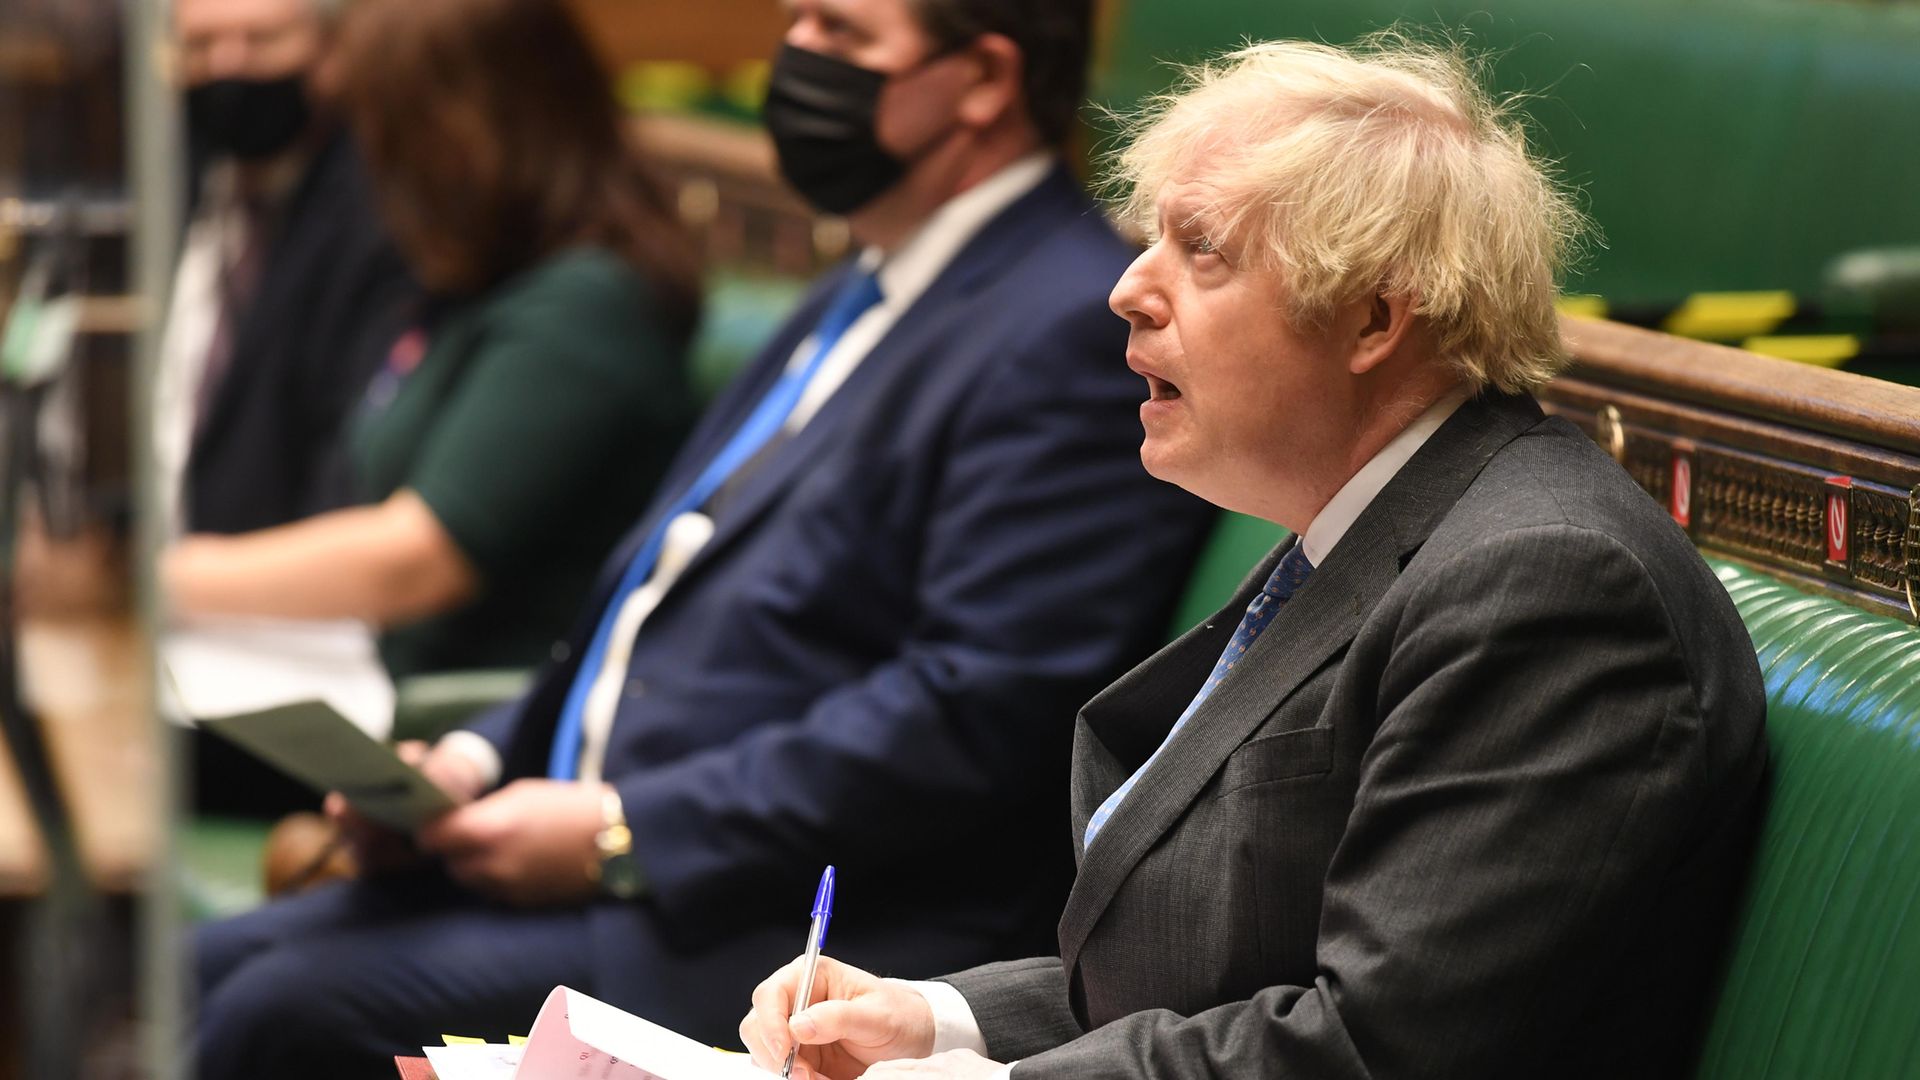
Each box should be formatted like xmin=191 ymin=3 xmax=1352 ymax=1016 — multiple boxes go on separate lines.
xmin=1695 ymin=558 xmax=1920 ymax=1080
xmin=1097 ymin=0 xmax=1920 ymax=304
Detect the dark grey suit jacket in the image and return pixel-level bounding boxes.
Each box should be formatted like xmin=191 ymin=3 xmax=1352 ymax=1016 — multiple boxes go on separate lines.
xmin=945 ymin=392 xmax=1769 ymax=1079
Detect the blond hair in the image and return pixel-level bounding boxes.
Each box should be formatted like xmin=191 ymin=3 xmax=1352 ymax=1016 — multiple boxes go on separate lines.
xmin=1110 ymin=32 xmax=1587 ymax=393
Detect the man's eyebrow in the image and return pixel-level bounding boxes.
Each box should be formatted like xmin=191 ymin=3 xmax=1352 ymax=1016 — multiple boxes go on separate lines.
xmin=1165 ymin=202 xmax=1218 ymax=235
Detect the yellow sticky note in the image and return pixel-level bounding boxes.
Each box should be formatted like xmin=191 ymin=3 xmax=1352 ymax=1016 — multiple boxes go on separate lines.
xmin=1742 ymin=334 xmax=1861 ymax=368
xmin=441 ymin=1035 xmax=485 ymax=1046
xmin=1555 ymin=294 xmax=1608 ymax=320
xmin=508 ymin=1035 xmax=528 ymax=1047
xmin=1663 ymin=291 xmax=1795 ymax=340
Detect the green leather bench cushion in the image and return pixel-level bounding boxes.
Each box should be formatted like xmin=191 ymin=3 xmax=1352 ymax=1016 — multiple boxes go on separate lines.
xmin=689 ymin=270 xmax=809 ymax=402
xmin=1695 ymin=558 xmax=1920 ymax=1080
xmin=179 ymin=815 xmax=272 ymax=921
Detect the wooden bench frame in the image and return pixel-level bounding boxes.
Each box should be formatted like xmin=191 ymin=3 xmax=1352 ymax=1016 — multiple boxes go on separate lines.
xmin=1544 ymin=317 xmax=1920 ymax=625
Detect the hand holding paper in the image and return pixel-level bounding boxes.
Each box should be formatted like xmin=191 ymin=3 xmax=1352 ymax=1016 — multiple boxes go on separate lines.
xmin=198 ymin=702 xmax=454 ymax=831
xmin=415 ymin=779 xmax=606 ymax=906
xmin=325 ymin=739 xmax=484 ymax=872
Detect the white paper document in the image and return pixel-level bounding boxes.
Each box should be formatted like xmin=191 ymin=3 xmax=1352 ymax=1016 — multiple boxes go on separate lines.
xmin=161 ymin=615 xmax=395 ymax=739
xmin=426 ymin=987 xmax=775 ymax=1080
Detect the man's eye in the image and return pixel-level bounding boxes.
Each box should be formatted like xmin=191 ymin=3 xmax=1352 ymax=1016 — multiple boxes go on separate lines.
xmin=1190 ymin=234 xmax=1219 ymax=256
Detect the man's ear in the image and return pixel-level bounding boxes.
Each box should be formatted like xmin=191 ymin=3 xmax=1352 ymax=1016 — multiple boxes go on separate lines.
xmin=1348 ymin=291 xmax=1419 ymax=376
xmin=954 ymin=32 xmax=1024 ymax=131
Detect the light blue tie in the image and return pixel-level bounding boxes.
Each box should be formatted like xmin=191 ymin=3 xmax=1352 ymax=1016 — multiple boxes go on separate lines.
xmin=546 ymin=269 xmax=885 ymax=779
xmin=1083 ymin=540 xmax=1315 ymax=847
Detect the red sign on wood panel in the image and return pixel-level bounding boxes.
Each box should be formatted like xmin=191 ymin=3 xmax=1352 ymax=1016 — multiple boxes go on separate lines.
xmin=1825 ymin=476 xmax=1852 ymax=569
xmin=1670 ymin=451 xmax=1694 ymax=529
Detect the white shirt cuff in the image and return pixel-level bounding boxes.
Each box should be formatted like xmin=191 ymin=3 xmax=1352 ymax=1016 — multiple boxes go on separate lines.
xmin=891 ymin=979 xmax=988 ymax=1056
xmin=435 ymin=731 xmax=503 ymax=791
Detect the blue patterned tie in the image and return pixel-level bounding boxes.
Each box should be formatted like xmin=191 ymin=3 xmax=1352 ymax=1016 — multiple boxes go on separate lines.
xmin=1083 ymin=540 xmax=1314 ymax=847
xmin=546 ymin=269 xmax=885 ymax=779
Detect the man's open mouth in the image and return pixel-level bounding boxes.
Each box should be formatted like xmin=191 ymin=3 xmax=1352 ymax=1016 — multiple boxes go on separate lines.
xmin=1146 ymin=375 xmax=1182 ymax=400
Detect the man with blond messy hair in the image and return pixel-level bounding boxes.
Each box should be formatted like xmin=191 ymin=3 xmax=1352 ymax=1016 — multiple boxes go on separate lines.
xmin=740 ymin=34 xmax=1767 ymax=1080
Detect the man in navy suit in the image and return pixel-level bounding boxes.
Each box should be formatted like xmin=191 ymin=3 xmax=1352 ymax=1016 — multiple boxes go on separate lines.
xmin=190 ymin=1 xmax=1213 ymax=1076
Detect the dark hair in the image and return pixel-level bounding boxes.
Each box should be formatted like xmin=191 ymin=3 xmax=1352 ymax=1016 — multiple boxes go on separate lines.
xmin=907 ymin=0 xmax=1094 ymax=147
xmin=334 ymin=0 xmax=701 ymax=329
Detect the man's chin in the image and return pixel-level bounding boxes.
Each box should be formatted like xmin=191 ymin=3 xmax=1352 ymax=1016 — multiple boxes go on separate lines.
xmin=1138 ymin=444 xmax=1187 ymax=488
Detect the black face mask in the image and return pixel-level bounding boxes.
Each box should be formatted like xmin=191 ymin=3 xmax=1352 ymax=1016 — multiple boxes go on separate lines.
xmin=186 ymin=75 xmax=312 ymax=162
xmin=762 ymin=44 xmax=928 ymax=216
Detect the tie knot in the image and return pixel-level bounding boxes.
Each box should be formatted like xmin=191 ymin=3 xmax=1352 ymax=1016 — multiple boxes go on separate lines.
xmin=1264 ymin=541 xmax=1314 ymax=604
xmin=815 ymin=268 xmax=884 ymax=343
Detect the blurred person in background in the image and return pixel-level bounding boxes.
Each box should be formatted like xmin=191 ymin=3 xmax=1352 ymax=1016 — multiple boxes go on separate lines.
xmin=189 ymin=0 xmax=1212 ymax=1076
xmin=21 ymin=0 xmax=413 ymax=624
xmin=161 ymin=0 xmax=703 ymax=687
xmin=158 ymin=0 xmax=419 ymax=819
xmin=159 ymin=0 xmax=418 ymax=540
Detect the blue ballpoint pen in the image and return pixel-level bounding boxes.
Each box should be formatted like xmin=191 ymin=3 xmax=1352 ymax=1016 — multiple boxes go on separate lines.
xmin=783 ymin=866 xmax=836 ymax=1079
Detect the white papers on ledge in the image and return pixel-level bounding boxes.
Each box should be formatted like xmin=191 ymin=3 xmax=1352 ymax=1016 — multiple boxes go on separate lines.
xmin=425 ymin=986 xmax=774 ymax=1080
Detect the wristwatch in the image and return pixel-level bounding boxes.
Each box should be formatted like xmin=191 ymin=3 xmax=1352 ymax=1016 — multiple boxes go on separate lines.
xmin=592 ymin=786 xmax=646 ymax=899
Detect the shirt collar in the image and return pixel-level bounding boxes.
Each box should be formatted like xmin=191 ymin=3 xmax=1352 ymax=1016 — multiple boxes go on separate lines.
xmin=1300 ymin=388 xmax=1471 ymax=565
xmin=857 ymin=152 xmax=1054 ymax=311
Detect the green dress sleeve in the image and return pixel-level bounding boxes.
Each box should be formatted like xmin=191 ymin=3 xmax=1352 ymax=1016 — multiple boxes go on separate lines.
xmin=406 ymin=250 xmax=689 ymax=577
xmin=354 ymin=247 xmax=695 ymax=676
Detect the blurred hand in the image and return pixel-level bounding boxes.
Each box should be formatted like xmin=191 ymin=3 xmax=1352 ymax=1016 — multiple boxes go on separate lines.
xmin=415 ymin=778 xmax=603 ymax=906
xmin=739 ymin=955 xmax=937 ymax=1080
xmin=863 ymin=1050 xmax=1005 ymax=1079
xmin=323 ymin=739 xmax=485 ymax=874
xmin=414 ymin=738 xmax=492 ymax=803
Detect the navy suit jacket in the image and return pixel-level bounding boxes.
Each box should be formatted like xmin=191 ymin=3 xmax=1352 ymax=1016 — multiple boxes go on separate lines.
xmin=187 ymin=129 xmax=418 ymax=533
xmin=465 ymin=165 xmax=1214 ymax=1029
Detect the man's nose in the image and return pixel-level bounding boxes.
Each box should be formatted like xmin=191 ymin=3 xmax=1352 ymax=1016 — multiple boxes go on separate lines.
xmin=1109 ymin=245 xmax=1169 ymax=328
xmin=198 ymin=33 xmax=253 ymax=80
xmin=784 ymin=16 xmax=830 ymax=54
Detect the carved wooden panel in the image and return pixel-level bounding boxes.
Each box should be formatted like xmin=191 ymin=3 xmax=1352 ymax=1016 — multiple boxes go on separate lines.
xmin=1546 ymin=317 xmax=1920 ymax=623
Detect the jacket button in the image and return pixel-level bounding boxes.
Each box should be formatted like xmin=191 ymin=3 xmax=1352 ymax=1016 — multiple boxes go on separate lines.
xmin=625 ymin=679 xmax=646 ymax=699
xmin=551 ymin=641 xmax=572 ymax=663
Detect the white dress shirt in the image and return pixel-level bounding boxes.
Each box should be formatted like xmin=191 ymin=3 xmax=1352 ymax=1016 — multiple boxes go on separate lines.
xmin=441 ymin=153 xmax=1056 ymax=788
xmin=901 ymin=386 xmax=1472 ymax=1075
xmin=153 ymin=158 xmax=306 ymax=541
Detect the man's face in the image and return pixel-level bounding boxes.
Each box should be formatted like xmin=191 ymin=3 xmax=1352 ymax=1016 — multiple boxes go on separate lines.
xmin=173 ymin=0 xmax=322 ymax=88
xmin=1109 ymin=175 xmax=1354 ymax=512
xmin=780 ymin=0 xmax=967 ymax=159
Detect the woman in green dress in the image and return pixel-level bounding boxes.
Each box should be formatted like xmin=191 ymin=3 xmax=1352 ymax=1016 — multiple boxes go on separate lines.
xmin=164 ymin=0 xmax=703 ymax=681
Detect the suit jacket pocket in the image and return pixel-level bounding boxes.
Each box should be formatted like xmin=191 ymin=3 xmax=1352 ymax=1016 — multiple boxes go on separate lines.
xmin=1214 ymin=726 xmax=1333 ymax=798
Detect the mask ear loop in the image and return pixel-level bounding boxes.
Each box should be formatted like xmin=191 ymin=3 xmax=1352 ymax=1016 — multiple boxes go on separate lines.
xmin=878 ymin=39 xmax=977 ymax=167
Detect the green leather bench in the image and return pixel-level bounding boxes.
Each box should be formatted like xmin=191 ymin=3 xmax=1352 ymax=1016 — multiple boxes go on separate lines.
xmin=1697 ymin=560 xmax=1920 ymax=1079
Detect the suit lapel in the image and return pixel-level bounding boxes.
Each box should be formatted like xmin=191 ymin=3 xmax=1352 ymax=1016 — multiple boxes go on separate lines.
xmin=1056 ymin=391 xmax=1546 ymax=972
xmin=654 ymin=166 xmax=1093 ymax=600
xmin=1071 ymin=543 xmax=1287 ymax=835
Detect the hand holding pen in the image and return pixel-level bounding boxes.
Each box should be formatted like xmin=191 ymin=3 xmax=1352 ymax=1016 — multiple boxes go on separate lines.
xmin=740 ymin=869 xmax=940 ymax=1080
